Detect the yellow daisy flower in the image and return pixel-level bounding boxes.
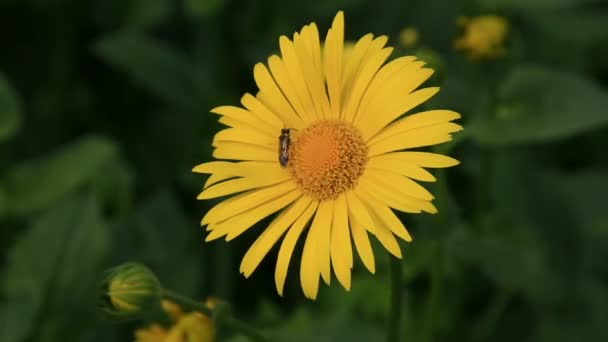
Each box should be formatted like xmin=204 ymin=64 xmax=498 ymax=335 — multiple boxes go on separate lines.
xmin=193 ymin=11 xmax=462 ymax=299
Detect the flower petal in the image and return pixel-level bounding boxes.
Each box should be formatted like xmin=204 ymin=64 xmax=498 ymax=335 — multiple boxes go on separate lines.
xmin=374 ymin=151 xmax=460 ymax=168
xmin=345 ymin=190 xmax=375 ymax=233
xmin=202 ymin=181 xmax=297 ymax=225
xmin=360 ymin=86 xmax=441 ymax=141
xmin=275 ymin=201 xmax=318 ymax=296
xmin=343 ymin=42 xmax=392 ymax=123
xmin=368 ymin=110 xmax=461 ymax=145
xmin=210 ymin=105 xmax=274 ymax=135
xmin=358 ymin=175 xmax=437 ymax=214
xmin=240 ymin=195 xmax=313 ymax=277
xmin=213 ymin=127 xmax=275 ymax=147
xmin=240 ymin=93 xmax=284 ymax=129
xmin=309 ymin=200 xmax=333 ymax=285
xmin=368 ymin=122 xmax=463 ymax=157
xmin=348 ymin=212 xmax=375 ymax=274
xmin=324 ymin=11 xmax=344 ymax=118
xmin=364 ymin=169 xmax=434 ymax=200
xmin=330 ymin=193 xmax=352 ymax=290
xmin=212 ymin=142 xmax=276 ymax=161
xmin=205 ymin=189 xmax=301 ymax=241
xmin=267 ymin=55 xmax=312 ymax=123
xmin=358 ymin=189 xmax=412 ymax=242
xmin=293 ymin=25 xmax=332 ymax=119
xmin=368 ymin=154 xmax=437 ymax=182
xmin=253 ymin=63 xmax=303 ymax=128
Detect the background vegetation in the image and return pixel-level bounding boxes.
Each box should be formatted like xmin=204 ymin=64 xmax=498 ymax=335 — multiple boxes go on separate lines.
xmin=1 ymin=0 xmax=608 ymax=341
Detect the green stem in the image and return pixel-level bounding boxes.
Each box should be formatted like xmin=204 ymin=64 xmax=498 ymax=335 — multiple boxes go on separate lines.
xmin=162 ymin=289 xmax=269 ymax=342
xmin=471 ymin=290 xmax=512 ymax=341
xmin=386 ymin=256 xmax=404 ymax=342
xmin=421 ymin=248 xmax=443 ymax=342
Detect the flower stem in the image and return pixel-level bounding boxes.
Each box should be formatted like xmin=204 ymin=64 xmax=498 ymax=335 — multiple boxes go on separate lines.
xmin=386 ymin=255 xmax=404 ymax=342
xmin=162 ymin=289 xmax=270 ymax=342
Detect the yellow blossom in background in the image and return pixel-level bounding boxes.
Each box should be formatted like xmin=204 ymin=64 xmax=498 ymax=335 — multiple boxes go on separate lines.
xmin=454 ymin=15 xmax=509 ymax=59
xmin=135 ymin=324 xmax=168 ymax=342
xmin=194 ymin=11 xmax=462 ymax=299
xmin=135 ymin=298 xmax=217 ymax=342
xmin=399 ymin=27 xmax=419 ymax=48
xmin=166 ymin=312 xmax=215 ymax=342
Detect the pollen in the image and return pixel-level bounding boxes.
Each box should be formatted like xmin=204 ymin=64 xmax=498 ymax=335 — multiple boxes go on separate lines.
xmin=288 ymin=119 xmax=368 ymax=201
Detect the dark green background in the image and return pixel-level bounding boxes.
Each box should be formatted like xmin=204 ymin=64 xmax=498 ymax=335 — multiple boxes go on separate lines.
xmin=1 ymin=0 xmax=607 ymax=341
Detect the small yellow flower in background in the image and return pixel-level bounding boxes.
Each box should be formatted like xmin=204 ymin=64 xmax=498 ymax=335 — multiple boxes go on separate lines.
xmin=194 ymin=11 xmax=462 ymax=299
xmin=399 ymin=27 xmax=419 ymax=48
xmin=166 ymin=312 xmax=215 ymax=342
xmin=454 ymin=15 xmax=509 ymax=59
xmin=135 ymin=299 xmax=217 ymax=342
xmin=136 ymin=324 xmax=168 ymax=342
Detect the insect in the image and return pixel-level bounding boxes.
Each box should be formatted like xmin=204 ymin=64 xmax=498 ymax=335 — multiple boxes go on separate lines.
xmin=278 ymin=128 xmax=291 ymax=167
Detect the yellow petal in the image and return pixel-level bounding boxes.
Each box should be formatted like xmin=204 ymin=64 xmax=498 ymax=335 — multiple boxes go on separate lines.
xmin=342 ymin=34 xmax=374 ymax=94
xmin=300 ymin=217 xmax=322 ymax=299
xmin=240 ymin=195 xmax=313 ymax=277
xmin=267 ymin=55 xmax=311 ymax=122
xmin=308 ymin=200 xmax=333 ymax=285
xmin=330 ymin=193 xmax=352 ymax=290
xmin=205 ymin=190 xmax=301 ymax=241
xmin=202 ymin=181 xmax=297 ymax=225
xmin=358 ymin=175 xmax=437 ymax=214
xmin=197 ymin=167 xmax=289 ymax=200
xmin=240 ymin=93 xmax=284 ymax=129
xmin=253 ymin=63 xmax=303 ymax=128
xmin=204 ymin=173 xmax=233 ymax=188
xmin=343 ymin=45 xmax=393 ymax=123
xmin=365 ymin=169 xmax=434 ymax=200
xmin=348 ymin=212 xmax=375 ymax=274
xmin=358 ymin=190 xmax=412 ymax=242
xmin=368 ymin=122 xmax=463 ymax=157
xmin=368 ymin=110 xmax=461 ymax=145
xmin=324 ymin=11 xmax=344 ymax=118
xmin=275 ymin=201 xmax=318 ymax=296
xmin=367 ymin=154 xmax=437 ymax=182
xmin=213 ymin=127 xmax=274 ymax=147
xmin=360 ymin=87 xmax=441 ymax=141
xmin=345 ymin=191 xmax=375 ymax=233
xmin=354 ymin=57 xmax=420 ymax=120
xmin=278 ymin=36 xmax=318 ymax=125
xmin=374 ymin=151 xmax=460 ymax=168
xmin=294 ymin=25 xmax=332 ymax=119
xmin=210 ymin=105 xmax=273 ymax=135
xmin=212 ymin=142 xmax=276 ymax=161
xmin=366 ymin=205 xmax=403 ymax=258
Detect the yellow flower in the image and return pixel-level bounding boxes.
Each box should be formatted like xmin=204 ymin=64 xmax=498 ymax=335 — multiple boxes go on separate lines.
xmin=135 ymin=299 xmax=217 ymax=342
xmin=166 ymin=312 xmax=215 ymax=342
xmin=135 ymin=324 xmax=168 ymax=342
xmin=194 ymin=11 xmax=462 ymax=299
xmin=454 ymin=15 xmax=509 ymax=59
xmin=399 ymin=27 xmax=419 ymax=48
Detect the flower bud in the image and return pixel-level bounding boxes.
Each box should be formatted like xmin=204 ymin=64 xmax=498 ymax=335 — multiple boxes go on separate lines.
xmin=100 ymin=262 xmax=161 ymax=320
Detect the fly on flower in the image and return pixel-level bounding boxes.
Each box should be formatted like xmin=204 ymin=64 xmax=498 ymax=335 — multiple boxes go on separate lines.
xmin=193 ymin=11 xmax=462 ymax=300
xmin=278 ymin=128 xmax=292 ymax=167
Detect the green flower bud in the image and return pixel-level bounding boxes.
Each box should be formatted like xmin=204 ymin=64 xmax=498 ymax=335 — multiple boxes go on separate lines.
xmin=100 ymin=262 xmax=161 ymax=320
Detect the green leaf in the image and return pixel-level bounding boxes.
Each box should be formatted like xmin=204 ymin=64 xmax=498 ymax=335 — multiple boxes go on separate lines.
xmin=128 ymin=190 xmax=202 ymax=294
xmin=470 ymin=65 xmax=608 ymax=145
xmin=0 ymin=72 xmax=21 ymax=142
xmin=94 ymin=32 xmax=204 ymax=109
xmin=478 ymin=0 xmax=601 ymax=10
xmin=184 ymin=0 xmax=225 ymax=18
xmin=125 ymin=0 xmax=171 ymax=28
xmin=0 ymin=194 xmax=109 ymax=342
xmin=3 ymin=135 xmax=118 ymax=216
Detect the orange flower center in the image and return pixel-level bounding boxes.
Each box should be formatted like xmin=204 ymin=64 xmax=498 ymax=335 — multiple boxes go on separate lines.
xmin=288 ymin=120 xmax=368 ymax=201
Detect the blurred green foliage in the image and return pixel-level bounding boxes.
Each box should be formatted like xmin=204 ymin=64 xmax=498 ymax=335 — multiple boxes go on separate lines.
xmin=1 ymin=0 xmax=607 ymax=341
